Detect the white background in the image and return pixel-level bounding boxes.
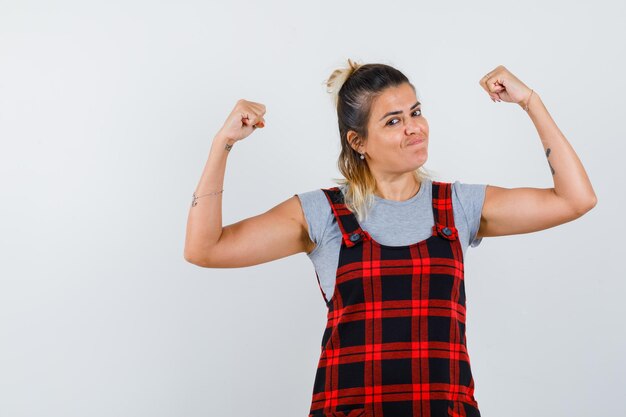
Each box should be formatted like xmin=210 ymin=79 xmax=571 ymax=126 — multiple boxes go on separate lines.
xmin=1 ymin=1 xmax=624 ymax=416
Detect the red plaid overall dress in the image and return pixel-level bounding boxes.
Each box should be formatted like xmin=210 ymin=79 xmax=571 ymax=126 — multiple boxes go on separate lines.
xmin=308 ymin=181 xmax=481 ymax=417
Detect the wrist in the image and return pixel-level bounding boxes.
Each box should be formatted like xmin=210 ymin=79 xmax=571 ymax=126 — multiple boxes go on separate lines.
xmin=213 ymin=132 xmax=236 ymax=151
xmin=518 ymin=89 xmax=537 ymax=111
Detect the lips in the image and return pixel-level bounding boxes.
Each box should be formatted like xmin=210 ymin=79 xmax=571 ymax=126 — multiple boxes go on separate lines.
xmin=406 ymin=137 xmax=426 ymax=146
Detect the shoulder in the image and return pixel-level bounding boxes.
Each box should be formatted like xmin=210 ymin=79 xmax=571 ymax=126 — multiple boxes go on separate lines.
xmin=451 ymin=180 xmax=488 ymax=200
xmin=451 ymin=180 xmax=488 ymax=247
xmin=295 ymin=188 xmax=335 ymax=213
xmin=294 ymin=187 xmax=337 ymax=255
xmin=450 ymin=179 xmax=487 ymax=221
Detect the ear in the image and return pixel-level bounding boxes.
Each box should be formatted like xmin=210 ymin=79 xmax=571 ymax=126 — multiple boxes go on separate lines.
xmin=347 ymin=130 xmax=363 ymax=153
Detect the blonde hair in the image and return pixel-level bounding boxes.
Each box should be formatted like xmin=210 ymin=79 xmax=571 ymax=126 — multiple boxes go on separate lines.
xmin=325 ymin=58 xmax=431 ymax=223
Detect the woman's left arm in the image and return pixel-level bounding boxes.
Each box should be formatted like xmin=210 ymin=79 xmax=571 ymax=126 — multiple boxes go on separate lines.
xmin=476 ymin=65 xmax=598 ymax=239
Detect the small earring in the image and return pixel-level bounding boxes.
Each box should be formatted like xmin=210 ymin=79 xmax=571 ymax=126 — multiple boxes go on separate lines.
xmin=360 ymin=153 xmax=365 ymax=160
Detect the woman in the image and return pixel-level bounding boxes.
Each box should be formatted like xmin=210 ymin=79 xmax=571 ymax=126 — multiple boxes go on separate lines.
xmin=184 ymin=59 xmax=597 ymax=417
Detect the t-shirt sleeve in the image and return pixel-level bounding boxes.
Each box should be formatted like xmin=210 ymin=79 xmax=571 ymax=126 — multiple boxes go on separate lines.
xmin=452 ymin=181 xmax=488 ymax=248
xmin=294 ymin=189 xmax=331 ymax=256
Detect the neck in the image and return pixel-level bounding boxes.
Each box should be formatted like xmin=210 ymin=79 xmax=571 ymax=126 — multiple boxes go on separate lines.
xmin=374 ymin=178 xmax=421 ymax=202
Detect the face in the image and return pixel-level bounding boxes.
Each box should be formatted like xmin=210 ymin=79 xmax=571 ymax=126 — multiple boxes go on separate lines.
xmin=350 ymin=82 xmax=429 ymax=175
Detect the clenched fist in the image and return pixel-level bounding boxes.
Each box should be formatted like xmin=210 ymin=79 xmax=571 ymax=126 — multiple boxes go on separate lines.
xmin=479 ymin=65 xmax=534 ymax=109
xmin=217 ymin=99 xmax=266 ymax=144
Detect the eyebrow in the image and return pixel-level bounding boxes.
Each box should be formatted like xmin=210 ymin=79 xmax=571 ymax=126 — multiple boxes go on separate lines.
xmin=379 ymin=101 xmax=421 ymax=121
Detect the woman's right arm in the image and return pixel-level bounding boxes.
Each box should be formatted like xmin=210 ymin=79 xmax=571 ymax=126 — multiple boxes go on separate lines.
xmin=183 ymin=100 xmax=316 ymax=268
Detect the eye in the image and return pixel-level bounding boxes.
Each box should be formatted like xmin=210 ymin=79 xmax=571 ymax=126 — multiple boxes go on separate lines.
xmin=386 ymin=109 xmax=422 ymax=126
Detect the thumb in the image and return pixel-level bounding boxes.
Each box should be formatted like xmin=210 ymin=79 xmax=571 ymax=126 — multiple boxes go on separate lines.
xmin=249 ymin=117 xmax=265 ymax=129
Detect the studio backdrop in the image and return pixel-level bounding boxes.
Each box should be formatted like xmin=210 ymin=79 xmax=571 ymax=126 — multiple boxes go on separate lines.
xmin=0 ymin=1 xmax=623 ymax=417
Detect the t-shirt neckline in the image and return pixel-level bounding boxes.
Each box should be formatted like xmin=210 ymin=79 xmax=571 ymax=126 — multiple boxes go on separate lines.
xmin=372 ymin=178 xmax=429 ymax=206
xmin=340 ymin=178 xmax=429 ymax=206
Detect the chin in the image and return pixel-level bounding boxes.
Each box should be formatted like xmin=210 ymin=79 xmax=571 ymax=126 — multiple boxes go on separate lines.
xmin=414 ymin=150 xmax=428 ymax=160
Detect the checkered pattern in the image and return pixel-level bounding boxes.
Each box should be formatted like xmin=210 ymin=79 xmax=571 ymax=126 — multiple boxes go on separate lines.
xmin=308 ymin=181 xmax=481 ymax=417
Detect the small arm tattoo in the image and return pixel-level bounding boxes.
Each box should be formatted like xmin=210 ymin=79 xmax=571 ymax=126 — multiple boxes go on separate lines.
xmin=546 ymin=148 xmax=555 ymax=175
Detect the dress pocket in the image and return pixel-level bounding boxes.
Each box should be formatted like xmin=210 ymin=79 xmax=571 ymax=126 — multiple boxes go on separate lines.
xmin=448 ymin=399 xmax=481 ymax=417
xmin=309 ymin=407 xmax=367 ymax=417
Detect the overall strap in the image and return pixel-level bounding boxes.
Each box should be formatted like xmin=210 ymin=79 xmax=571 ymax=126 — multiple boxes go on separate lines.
xmin=320 ymin=187 xmax=370 ymax=248
xmin=431 ymin=181 xmax=460 ymax=241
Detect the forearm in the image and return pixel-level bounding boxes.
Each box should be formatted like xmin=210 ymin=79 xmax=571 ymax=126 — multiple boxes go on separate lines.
xmin=522 ymin=92 xmax=597 ymax=210
xmin=184 ymin=133 xmax=234 ymax=262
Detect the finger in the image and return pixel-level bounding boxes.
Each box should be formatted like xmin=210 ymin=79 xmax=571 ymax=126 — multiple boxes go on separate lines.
xmin=245 ymin=103 xmax=266 ymax=118
xmin=243 ymin=112 xmax=264 ymax=129
xmin=479 ymin=67 xmax=502 ymax=90
xmin=479 ymin=71 xmax=492 ymax=86
xmin=484 ymin=78 xmax=499 ymax=94
xmin=242 ymin=105 xmax=263 ymax=119
xmin=251 ymin=116 xmax=265 ymax=128
xmin=249 ymin=102 xmax=266 ymax=114
xmin=241 ymin=114 xmax=254 ymax=128
xmin=479 ymin=72 xmax=493 ymax=94
xmin=482 ymin=78 xmax=505 ymax=99
xmin=241 ymin=110 xmax=259 ymax=124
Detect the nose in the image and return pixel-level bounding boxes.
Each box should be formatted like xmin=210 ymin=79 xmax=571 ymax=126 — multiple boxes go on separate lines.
xmin=406 ymin=116 xmax=423 ymax=135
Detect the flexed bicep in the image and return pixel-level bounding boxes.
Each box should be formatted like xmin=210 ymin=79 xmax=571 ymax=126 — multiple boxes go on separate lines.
xmin=476 ymin=185 xmax=589 ymax=239
xmin=189 ymin=195 xmax=313 ymax=268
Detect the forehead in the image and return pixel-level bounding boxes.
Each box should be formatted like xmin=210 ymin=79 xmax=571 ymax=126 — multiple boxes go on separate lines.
xmin=372 ymin=83 xmax=417 ymax=114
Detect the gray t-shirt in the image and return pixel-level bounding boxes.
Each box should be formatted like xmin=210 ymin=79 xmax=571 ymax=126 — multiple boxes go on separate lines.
xmin=295 ymin=177 xmax=487 ymax=304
